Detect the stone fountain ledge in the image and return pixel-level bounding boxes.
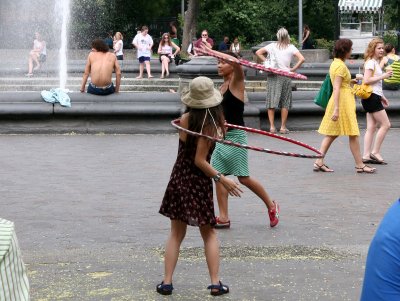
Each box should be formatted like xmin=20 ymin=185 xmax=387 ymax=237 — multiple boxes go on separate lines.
xmin=0 ymin=90 xmax=399 ymax=134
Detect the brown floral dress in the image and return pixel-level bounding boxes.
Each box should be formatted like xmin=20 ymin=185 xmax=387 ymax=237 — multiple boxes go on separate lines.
xmin=159 ymin=139 xmax=216 ymax=227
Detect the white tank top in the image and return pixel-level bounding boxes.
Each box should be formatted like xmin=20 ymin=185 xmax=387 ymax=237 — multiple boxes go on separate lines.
xmin=161 ymin=45 xmax=172 ymax=55
xmin=231 ymin=44 xmax=240 ymax=54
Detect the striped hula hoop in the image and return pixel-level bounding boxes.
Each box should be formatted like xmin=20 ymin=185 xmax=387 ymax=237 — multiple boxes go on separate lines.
xmin=171 ymin=119 xmax=323 ymax=159
xmin=194 ymin=47 xmax=308 ymax=80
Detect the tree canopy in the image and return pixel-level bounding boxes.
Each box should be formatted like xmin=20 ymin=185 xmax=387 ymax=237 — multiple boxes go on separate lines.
xmin=67 ymin=0 xmax=400 ymax=49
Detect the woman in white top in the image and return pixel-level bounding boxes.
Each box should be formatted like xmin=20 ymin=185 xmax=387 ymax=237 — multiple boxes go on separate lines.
xmin=361 ymin=38 xmax=393 ymax=165
xmin=26 ymin=32 xmax=46 ymax=76
xmin=255 ymin=28 xmax=305 ymax=134
xmin=113 ymin=32 xmax=123 ymax=59
xmin=229 ymin=37 xmax=241 ymax=57
xmin=113 ymin=32 xmax=124 ymax=69
xmin=157 ymin=33 xmax=180 ymax=79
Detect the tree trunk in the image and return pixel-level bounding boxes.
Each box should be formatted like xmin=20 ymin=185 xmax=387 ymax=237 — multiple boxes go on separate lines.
xmin=181 ymin=0 xmax=199 ymax=56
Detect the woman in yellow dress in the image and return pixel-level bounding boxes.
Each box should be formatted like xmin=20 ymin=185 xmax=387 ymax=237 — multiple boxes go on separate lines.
xmin=313 ymin=39 xmax=376 ymax=173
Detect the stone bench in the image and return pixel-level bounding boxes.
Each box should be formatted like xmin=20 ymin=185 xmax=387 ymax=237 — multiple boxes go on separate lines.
xmin=0 ymin=90 xmax=399 ymax=134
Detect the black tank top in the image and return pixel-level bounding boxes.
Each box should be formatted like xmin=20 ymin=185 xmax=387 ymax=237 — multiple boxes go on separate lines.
xmin=222 ymin=87 xmax=245 ymax=126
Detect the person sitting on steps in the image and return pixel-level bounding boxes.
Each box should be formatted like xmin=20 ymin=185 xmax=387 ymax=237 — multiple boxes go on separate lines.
xmin=80 ymin=39 xmax=121 ymax=96
xmin=26 ymin=32 xmax=46 ymax=76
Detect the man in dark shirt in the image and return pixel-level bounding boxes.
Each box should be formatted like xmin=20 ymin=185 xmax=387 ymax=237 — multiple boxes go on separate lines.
xmin=218 ymin=36 xmax=229 ymax=51
xmin=104 ymin=31 xmax=113 ymax=50
xmin=193 ymin=30 xmax=214 ymax=56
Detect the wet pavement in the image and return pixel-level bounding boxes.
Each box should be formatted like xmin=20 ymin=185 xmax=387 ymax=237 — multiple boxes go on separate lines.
xmin=1 ymin=129 xmax=399 ymax=300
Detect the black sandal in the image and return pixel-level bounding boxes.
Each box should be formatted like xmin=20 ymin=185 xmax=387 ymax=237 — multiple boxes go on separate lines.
xmin=207 ymin=281 xmax=229 ymax=296
xmin=313 ymin=163 xmax=334 ymax=172
xmin=156 ymin=281 xmax=173 ymax=295
xmin=369 ymin=153 xmax=388 ymax=165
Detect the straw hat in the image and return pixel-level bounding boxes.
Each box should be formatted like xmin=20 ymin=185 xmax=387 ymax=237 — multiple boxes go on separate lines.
xmin=181 ymin=76 xmax=222 ymax=109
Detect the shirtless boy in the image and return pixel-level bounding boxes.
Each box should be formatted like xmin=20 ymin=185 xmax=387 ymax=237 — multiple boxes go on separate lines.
xmin=80 ymin=39 xmax=121 ymax=95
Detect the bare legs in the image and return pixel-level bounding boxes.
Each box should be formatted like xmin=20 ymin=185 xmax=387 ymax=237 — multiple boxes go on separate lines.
xmin=160 ymin=56 xmax=170 ymax=78
xmin=314 ymin=135 xmax=336 ymax=170
xmin=145 ymin=61 xmax=153 ymax=78
xmin=267 ymin=108 xmax=276 ymax=132
xmin=349 ymin=136 xmax=368 ymax=168
xmin=162 ymin=220 xmax=220 ymax=286
xmin=215 ymin=176 xmax=274 ymax=223
xmin=314 ymin=135 xmax=375 ymax=172
xmin=267 ymin=108 xmax=289 ymax=132
xmin=280 ymin=108 xmax=289 ymax=131
xmin=27 ymin=51 xmax=40 ymax=75
xmin=215 ymin=183 xmax=229 ymax=222
xmin=136 ymin=61 xmax=153 ymax=79
xmin=200 ymin=225 xmax=220 ymax=285
xmin=162 ymin=220 xmax=186 ymax=284
xmin=363 ymin=111 xmax=391 ymax=161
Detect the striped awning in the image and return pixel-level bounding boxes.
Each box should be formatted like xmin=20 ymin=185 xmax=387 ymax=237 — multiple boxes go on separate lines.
xmin=338 ymin=0 xmax=382 ymax=13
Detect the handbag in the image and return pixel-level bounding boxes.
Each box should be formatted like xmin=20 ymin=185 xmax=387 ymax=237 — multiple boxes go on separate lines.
xmin=352 ymin=83 xmax=373 ymax=99
xmin=314 ymin=73 xmax=332 ymax=109
xmin=352 ymin=64 xmax=375 ymax=99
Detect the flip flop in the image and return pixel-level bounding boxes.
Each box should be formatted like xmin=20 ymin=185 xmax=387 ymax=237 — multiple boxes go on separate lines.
xmin=369 ymin=153 xmax=388 ymax=165
xmin=279 ymin=128 xmax=290 ymax=134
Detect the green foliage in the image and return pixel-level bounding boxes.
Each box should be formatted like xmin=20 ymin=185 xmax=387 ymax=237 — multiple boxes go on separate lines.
xmin=383 ymin=31 xmax=398 ymax=46
xmin=383 ymin=0 xmax=400 ymax=30
xmin=315 ymin=38 xmax=334 ymax=54
xmin=67 ymin=0 xmax=398 ymax=51
xmin=69 ymin=0 xmax=181 ymax=48
xmin=302 ymin=0 xmax=336 ymax=40
xmin=197 ymin=0 xmax=295 ymax=47
xmin=197 ymin=0 xmax=337 ymax=49
xmin=290 ymin=36 xmax=300 ymax=49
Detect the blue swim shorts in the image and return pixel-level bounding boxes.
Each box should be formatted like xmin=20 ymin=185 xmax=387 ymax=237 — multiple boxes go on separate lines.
xmin=138 ymin=56 xmax=151 ymax=63
xmin=87 ymin=82 xmax=115 ymax=96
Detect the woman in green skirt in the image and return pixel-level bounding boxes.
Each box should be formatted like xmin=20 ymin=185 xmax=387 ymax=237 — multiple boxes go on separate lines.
xmin=207 ymin=49 xmax=280 ymax=229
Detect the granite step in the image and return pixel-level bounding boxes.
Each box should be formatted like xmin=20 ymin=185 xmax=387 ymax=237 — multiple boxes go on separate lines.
xmin=0 ymin=77 xmax=323 ymax=92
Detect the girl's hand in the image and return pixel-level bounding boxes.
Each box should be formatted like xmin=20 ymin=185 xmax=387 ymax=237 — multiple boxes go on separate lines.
xmin=381 ymin=97 xmax=389 ymax=107
xmin=331 ymin=107 xmax=339 ymax=121
xmin=221 ymin=177 xmax=242 ymax=197
xmin=383 ymin=71 xmax=393 ymax=79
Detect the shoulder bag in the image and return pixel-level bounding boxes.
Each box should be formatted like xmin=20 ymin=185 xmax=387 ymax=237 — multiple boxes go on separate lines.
xmin=314 ymin=73 xmax=332 ymax=109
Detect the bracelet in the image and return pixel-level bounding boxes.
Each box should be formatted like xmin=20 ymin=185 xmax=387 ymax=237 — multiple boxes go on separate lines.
xmin=212 ymin=172 xmax=221 ymax=182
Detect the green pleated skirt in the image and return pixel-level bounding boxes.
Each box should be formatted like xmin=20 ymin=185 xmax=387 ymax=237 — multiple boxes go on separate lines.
xmin=211 ymin=129 xmax=249 ymax=176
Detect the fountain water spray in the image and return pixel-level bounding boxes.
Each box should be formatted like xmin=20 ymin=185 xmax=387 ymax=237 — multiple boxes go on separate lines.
xmin=56 ymin=0 xmax=70 ymax=90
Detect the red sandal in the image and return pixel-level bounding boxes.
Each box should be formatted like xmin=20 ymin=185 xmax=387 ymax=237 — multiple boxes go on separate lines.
xmin=214 ymin=216 xmax=230 ymax=229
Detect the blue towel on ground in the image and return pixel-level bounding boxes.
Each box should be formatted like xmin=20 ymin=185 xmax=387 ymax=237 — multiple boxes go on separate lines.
xmin=41 ymin=88 xmax=71 ymax=107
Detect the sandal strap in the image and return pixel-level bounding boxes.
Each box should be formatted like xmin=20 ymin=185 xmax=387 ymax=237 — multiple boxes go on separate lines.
xmin=157 ymin=282 xmax=173 ymax=290
xmin=207 ymin=281 xmax=228 ymax=290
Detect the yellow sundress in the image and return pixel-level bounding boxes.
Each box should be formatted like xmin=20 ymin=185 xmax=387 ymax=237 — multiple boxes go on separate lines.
xmin=318 ymin=58 xmax=360 ymax=136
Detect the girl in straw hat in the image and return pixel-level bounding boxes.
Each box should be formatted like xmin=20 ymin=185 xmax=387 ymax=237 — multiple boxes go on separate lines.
xmin=157 ymin=76 xmax=242 ymax=296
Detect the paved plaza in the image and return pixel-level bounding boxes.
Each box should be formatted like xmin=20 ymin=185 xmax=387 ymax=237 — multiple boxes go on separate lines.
xmin=1 ymin=129 xmax=399 ymax=300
